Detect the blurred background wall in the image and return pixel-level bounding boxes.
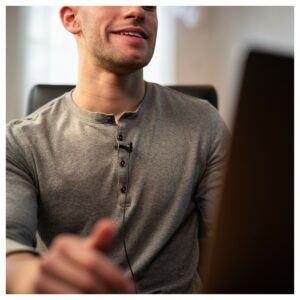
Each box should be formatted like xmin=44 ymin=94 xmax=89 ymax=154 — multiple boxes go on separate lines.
xmin=6 ymin=6 xmax=294 ymax=129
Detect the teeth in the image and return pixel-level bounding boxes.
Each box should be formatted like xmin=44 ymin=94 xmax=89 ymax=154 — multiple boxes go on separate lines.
xmin=118 ymin=32 xmax=143 ymax=38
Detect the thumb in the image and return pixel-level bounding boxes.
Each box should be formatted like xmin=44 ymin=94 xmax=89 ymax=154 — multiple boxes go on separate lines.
xmin=85 ymin=218 xmax=117 ymax=252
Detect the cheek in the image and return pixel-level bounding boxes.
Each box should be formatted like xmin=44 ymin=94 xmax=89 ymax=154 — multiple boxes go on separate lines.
xmin=149 ymin=19 xmax=158 ymax=41
xmin=87 ymin=23 xmax=107 ymax=47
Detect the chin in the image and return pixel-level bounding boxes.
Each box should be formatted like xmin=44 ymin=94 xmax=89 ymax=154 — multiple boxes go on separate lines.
xmin=107 ymin=57 xmax=152 ymax=75
xmin=114 ymin=63 xmax=146 ymax=75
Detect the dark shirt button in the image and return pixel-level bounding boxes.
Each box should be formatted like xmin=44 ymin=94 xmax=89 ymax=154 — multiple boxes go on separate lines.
xmin=118 ymin=134 xmax=124 ymax=141
xmin=121 ymin=186 xmax=127 ymax=193
xmin=120 ymin=160 xmax=126 ymax=167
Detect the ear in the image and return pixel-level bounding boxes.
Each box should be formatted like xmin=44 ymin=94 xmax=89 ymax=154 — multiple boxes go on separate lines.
xmin=60 ymin=6 xmax=81 ymax=34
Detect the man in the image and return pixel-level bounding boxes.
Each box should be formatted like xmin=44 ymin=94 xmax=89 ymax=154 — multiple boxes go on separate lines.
xmin=6 ymin=6 xmax=230 ymax=293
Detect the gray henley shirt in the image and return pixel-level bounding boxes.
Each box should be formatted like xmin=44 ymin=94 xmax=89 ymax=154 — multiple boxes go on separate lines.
xmin=6 ymin=82 xmax=230 ymax=293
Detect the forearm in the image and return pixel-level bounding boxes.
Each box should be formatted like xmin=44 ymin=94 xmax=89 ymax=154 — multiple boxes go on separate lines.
xmin=6 ymin=252 xmax=41 ymax=294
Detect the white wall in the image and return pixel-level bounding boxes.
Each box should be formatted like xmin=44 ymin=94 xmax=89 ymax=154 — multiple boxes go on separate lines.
xmin=176 ymin=6 xmax=294 ymax=129
xmin=6 ymin=8 xmax=28 ymax=122
xmin=7 ymin=6 xmax=80 ymax=121
xmin=144 ymin=6 xmax=176 ymax=84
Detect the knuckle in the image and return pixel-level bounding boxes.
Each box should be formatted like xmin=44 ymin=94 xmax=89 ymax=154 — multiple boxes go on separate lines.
xmin=40 ymin=253 xmax=55 ymax=271
xmin=39 ymin=260 xmax=48 ymax=272
xmin=84 ymin=255 xmax=98 ymax=270
xmin=52 ymin=234 xmax=72 ymax=250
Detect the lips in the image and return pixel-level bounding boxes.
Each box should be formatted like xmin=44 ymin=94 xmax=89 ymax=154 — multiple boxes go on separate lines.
xmin=112 ymin=27 xmax=148 ymax=39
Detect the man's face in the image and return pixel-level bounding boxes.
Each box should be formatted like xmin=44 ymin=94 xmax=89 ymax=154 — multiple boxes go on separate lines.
xmin=77 ymin=6 xmax=158 ymax=74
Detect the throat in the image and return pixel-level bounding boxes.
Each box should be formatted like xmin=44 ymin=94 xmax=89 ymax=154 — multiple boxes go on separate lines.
xmin=73 ymin=72 xmax=146 ymax=117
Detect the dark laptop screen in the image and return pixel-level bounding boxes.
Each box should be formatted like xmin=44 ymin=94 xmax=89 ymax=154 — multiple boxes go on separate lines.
xmin=202 ymin=50 xmax=294 ymax=293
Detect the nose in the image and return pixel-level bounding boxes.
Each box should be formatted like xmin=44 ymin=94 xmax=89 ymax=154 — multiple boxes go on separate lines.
xmin=123 ymin=6 xmax=145 ymax=23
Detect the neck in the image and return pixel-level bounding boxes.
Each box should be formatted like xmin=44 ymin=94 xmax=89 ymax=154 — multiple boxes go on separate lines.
xmin=72 ymin=62 xmax=146 ymax=119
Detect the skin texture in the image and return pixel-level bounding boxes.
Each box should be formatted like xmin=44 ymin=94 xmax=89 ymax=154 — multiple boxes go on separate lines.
xmin=6 ymin=6 xmax=158 ymax=294
xmin=65 ymin=6 xmax=158 ymax=119
xmin=74 ymin=6 xmax=157 ymax=74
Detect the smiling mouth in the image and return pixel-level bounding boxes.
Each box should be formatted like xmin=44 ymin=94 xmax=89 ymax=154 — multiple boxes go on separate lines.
xmin=112 ymin=30 xmax=147 ymax=40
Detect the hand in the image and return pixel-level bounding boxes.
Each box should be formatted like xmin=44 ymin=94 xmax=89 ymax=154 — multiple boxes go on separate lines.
xmin=7 ymin=219 xmax=135 ymax=294
xmin=36 ymin=218 xmax=135 ymax=293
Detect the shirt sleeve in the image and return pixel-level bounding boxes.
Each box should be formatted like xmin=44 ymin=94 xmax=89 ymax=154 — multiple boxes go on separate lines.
xmin=6 ymin=122 xmax=40 ymax=256
xmin=194 ymin=104 xmax=231 ymax=239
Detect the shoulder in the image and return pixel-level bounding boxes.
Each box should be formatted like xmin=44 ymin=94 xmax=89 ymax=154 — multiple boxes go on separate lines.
xmin=150 ymin=82 xmax=211 ymax=107
xmin=149 ymin=82 xmax=230 ymax=147
xmin=149 ymin=82 xmax=222 ymax=127
xmin=6 ymin=93 xmax=69 ymax=160
xmin=7 ymin=93 xmax=68 ymax=141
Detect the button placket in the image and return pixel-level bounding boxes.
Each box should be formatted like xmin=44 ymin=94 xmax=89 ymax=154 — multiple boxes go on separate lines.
xmin=116 ymin=125 xmax=131 ymax=207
